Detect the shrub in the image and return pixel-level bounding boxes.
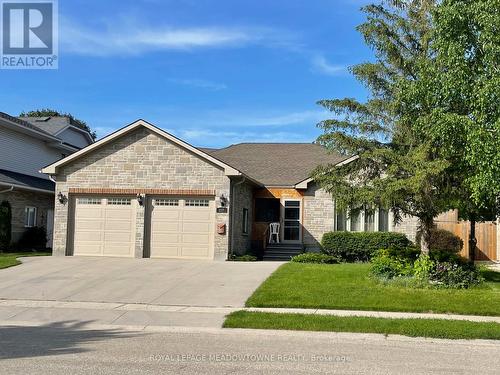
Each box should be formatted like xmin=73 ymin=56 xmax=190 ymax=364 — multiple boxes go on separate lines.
xmin=430 ymin=262 xmax=483 ymax=289
xmin=416 ymin=228 xmax=463 ymax=253
xmin=413 ymin=254 xmax=435 ymax=281
xmin=229 ymin=254 xmax=257 ymax=262
xmin=0 ymin=200 xmax=12 ymax=250
xmin=321 ymin=232 xmax=410 ymax=262
xmin=291 ymin=253 xmax=340 ymax=264
xmin=429 ymin=249 xmax=466 ymax=264
xmin=16 ymin=227 xmax=47 ymax=250
xmin=370 ymin=249 xmax=413 ymax=279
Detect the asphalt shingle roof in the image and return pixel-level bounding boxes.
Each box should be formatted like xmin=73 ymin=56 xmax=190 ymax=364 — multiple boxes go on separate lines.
xmin=0 ymin=169 xmax=54 ymax=192
xmin=207 ymin=143 xmax=349 ymax=186
xmin=21 ymin=117 xmax=71 ymax=135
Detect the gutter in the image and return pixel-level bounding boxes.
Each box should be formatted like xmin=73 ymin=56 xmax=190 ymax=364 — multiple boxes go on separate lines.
xmin=0 ymin=186 xmax=14 ymax=194
xmin=0 ymin=182 xmax=54 ymax=194
xmin=228 ymin=176 xmax=246 ymax=260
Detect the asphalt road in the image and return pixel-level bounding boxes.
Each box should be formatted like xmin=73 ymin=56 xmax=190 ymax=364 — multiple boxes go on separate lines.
xmin=1 ymin=323 xmax=498 ymax=374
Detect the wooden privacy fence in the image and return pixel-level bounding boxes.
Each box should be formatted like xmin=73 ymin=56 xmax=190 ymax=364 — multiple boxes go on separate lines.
xmin=435 ymin=220 xmax=498 ymax=261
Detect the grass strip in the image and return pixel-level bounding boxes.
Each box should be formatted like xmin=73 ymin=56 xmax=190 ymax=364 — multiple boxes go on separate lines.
xmin=224 ymin=311 xmax=500 ymax=340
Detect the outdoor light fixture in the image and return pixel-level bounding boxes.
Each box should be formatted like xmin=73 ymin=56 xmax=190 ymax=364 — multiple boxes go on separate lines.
xmin=57 ymin=192 xmax=66 ymax=204
xmin=219 ymin=193 xmax=228 ymax=207
xmin=137 ymin=194 xmax=145 ymax=206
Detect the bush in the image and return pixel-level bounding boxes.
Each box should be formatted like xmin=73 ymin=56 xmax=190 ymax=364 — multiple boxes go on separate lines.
xmin=430 ymin=262 xmax=483 ymax=289
xmin=16 ymin=227 xmax=47 ymax=250
xmin=370 ymin=249 xmax=413 ymax=279
xmin=291 ymin=253 xmax=340 ymax=264
xmin=416 ymin=228 xmax=463 ymax=253
xmin=229 ymin=254 xmax=258 ymax=262
xmin=321 ymin=232 xmax=410 ymax=262
xmin=429 ymin=249 xmax=466 ymax=264
xmin=413 ymin=254 xmax=435 ymax=281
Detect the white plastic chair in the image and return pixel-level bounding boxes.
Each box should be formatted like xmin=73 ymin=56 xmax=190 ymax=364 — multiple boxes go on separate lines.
xmin=269 ymin=222 xmax=280 ymax=244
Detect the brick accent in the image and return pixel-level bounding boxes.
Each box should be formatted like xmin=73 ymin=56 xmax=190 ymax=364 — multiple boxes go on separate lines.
xmin=69 ymin=188 xmax=215 ymax=196
xmin=53 ymin=127 xmax=230 ymax=259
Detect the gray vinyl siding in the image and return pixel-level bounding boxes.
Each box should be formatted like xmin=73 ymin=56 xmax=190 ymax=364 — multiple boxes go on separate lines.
xmin=57 ymin=128 xmax=90 ymax=149
xmin=0 ymin=126 xmax=63 ymax=179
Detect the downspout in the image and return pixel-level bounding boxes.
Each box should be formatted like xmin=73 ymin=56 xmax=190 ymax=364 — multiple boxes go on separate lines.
xmin=0 ymin=186 xmax=14 ymax=194
xmin=228 ymin=176 xmax=246 ymax=260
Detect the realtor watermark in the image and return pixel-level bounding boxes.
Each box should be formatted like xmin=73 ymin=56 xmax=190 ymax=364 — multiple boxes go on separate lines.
xmin=1 ymin=0 xmax=58 ymax=69
xmin=149 ymin=353 xmax=349 ymax=363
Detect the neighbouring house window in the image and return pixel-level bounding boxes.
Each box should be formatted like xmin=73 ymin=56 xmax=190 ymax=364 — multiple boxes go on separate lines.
xmin=350 ymin=211 xmax=362 ymax=231
xmin=335 ymin=209 xmax=347 ymax=231
xmin=242 ymin=208 xmax=249 ymax=235
xmin=378 ymin=209 xmax=389 ymax=231
xmin=254 ymin=198 xmax=280 ymax=222
xmin=24 ymin=206 xmax=37 ymax=227
xmin=364 ymin=210 xmax=375 ymax=232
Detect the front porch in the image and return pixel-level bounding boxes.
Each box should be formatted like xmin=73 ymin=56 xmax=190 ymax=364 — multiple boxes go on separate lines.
xmin=250 ymin=188 xmax=306 ymax=260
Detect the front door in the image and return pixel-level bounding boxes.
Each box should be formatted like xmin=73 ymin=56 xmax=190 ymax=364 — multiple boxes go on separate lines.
xmin=282 ymin=199 xmax=301 ymax=243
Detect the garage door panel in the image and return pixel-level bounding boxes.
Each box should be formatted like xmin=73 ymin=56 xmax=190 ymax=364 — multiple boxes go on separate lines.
xmin=183 ymin=210 xmax=211 ymax=221
xmin=181 ymin=246 xmax=209 ymax=257
xmin=151 ymin=221 xmax=181 ymax=232
xmin=150 ymin=197 xmax=214 ymax=259
xmin=181 ymin=233 xmax=210 ymax=244
xmin=182 ymin=222 xmax=211 ymax=233
xmin=73 ymin=196 xmax=136 ymax=257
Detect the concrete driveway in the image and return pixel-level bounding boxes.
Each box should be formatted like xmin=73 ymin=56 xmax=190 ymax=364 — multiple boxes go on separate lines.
xmin=0 ymin=256 xmax=281 ymax=329
xmin=0 ymin=256 xmax=280 ymax=307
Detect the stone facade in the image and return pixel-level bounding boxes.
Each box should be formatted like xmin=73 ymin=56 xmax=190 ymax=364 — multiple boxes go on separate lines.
xmin=0 ymin=189 xmax=53 ymax=245
xmin=52 ymin=127 xmax=230 ymax=259
xmin=393 ymin=214 xmax=420 ymax=243
xmin=230 ymin=179 xmax=254 ymax=255
xmin=302 ymin=183 xmax=335 ymax=251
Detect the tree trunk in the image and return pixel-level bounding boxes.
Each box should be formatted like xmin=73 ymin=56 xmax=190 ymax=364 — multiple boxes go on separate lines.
xmin=468 ymin=218 xmax=477 ymax=262
xmin=419 ymin=218 xmax=433 ymax=255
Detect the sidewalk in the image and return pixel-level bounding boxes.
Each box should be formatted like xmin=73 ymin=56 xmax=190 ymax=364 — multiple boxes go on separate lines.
xmin=0 ymin=298 xmax=499 ymax=330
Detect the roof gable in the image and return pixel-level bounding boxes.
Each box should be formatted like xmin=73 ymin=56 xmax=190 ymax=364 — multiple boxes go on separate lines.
xmin=41 ymin=119 xmax=242 ymax=176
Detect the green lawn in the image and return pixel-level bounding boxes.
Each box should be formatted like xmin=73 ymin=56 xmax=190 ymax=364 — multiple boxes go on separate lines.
xmin=224 ymin=311 xmax=500 ymax=340
xmin=246 ymin=263 xmax=500 ymax=316
xmin=0 ymin=252 xmax=51 ymax=270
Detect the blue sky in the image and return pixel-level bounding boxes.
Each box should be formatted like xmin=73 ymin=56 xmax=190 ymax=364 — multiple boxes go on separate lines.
xmin=1 ymin=0 xmax=372 ymax=147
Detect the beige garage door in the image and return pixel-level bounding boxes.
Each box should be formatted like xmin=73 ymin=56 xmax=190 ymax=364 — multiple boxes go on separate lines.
xmin=73 ymin=197 xmax=136 ymax=257
xmin=149 ymin=197 xmax=215 ymax=259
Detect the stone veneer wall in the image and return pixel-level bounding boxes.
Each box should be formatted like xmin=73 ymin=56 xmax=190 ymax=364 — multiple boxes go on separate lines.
xmin=230 ymin=179 xmax=254 ymax=255
xmin=302 ymin=183 xmax=335 ymax=251
xmin=392 ymin=214 xmax=420 ymax=243
xmin=52 ymin=127 xmax=230 ymax=258
xmin=0 ymin=190 xmax=54 ymax=245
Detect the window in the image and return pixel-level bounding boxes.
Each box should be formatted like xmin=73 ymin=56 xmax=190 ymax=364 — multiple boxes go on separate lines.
xmin=335 ymin=209 xmax=347 ymax=231
xmin=378 ymin=209 xmax=389 ymax=231
xmin=350 ymin=211 xmax=362 ymax=231
xmin=242 ymin=208 xmax=249 ymax=235
xmin=155 ymin=198 xmax=179 ymax=206
xmin=364 ymin=210 xmax=375 ymax=232
xmin=107 ymin=198 xmax=131 ymax=205
xmin=185 ymin=199 xmax=210 ymax=207
xmin=24 ymin=207 xmax=37 ymax=227
xmin=78 ymin=198 xmax=101 ymax=205
xmin=254 ymin=198 xmax=280 ymax=222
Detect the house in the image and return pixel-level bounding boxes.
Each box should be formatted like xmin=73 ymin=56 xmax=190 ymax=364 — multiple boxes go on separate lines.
xmin=41 ymin=119 xmax=432 ymax=261
xmin=0 ymin=112 xmax=93 ymax=247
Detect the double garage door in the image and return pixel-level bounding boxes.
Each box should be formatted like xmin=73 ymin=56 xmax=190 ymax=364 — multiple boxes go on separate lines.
xmin=72 ymin=196 xmax=215 ymax=259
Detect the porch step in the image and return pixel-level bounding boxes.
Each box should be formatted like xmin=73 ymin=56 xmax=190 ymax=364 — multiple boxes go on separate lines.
xmin=263 ymin=244 xmax=303 ymax=261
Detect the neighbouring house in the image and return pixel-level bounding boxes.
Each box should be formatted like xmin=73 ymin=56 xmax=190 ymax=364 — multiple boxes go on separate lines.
xmin=41 ymin=119 xmax=500 ymax=261
xmin=0 ymin=112 xmax=93 ymax=248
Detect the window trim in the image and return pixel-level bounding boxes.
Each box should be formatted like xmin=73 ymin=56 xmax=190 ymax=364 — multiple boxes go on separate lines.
xmin=242 ymin=208 xmax=249 ymax=235
xmin=24 ymin=206 xmax=37 ymax=228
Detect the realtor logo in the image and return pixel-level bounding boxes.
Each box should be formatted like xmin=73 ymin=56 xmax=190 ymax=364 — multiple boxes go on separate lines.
xmin=1 ymin=0 xmax=58 ymax=69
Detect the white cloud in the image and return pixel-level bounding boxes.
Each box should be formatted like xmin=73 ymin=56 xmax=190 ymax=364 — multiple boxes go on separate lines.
xmin=311 ymin=55 xmax=346 ymax=76
xmin=168 ymin=78 xmax=227 ymax=91
xmin=60 ymin=16 xmax=297 ymax=56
